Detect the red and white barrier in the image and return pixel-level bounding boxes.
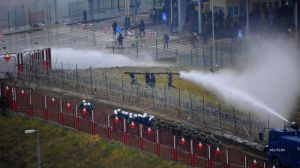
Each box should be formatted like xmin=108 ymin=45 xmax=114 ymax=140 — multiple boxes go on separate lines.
xmin=59 ymin=100 xmax=64 ymax=124
xmin=156 ymin=129 xmax=160 ymax=156
xmin=123 ymin=118 xmax=127 ymax=144
xmin=190 ymin=139 xmax=195 ymax=166
xmin=139 ymin=124 xmax=143 ymax=149
xmin=226 ymin=149 xmax=230 ymax=168
xmin=44 ymin=96 xmax=48 ymax=120
xmin=27 ymin=90 xmax=33 ymax=116
xmin=75 ymin=105 xmax=79 ymax=130
xmin=90 ymin=110 xmax=95 ymax=135
xmin=107 ymin=114 xmax=111 ymax=140
xmin=173 ymin=135 xmax=177 ymax=161
xmin=208 ymin=145 xmax=212 ymax=168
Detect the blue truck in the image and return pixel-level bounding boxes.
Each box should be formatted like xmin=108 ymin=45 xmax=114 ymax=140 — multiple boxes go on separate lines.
xmin=267 ymin=123 xmax=300 ymax=168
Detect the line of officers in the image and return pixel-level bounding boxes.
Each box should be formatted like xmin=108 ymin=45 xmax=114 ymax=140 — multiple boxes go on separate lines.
xmin=112 ymin=109 xmax=155 ymax=127
xmin=129 ymin=72 xmax=174 ymax=88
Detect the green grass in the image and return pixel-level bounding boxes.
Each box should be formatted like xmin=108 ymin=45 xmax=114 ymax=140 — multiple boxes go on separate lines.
xmin=0 ymin=114 xmax=187 ymax=168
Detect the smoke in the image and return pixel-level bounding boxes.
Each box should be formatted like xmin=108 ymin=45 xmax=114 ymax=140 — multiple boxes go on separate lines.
xmin=180 ymin=37 xmax=300 ymax=124
xmin=51 ymin=48 xmax=166 ymax=69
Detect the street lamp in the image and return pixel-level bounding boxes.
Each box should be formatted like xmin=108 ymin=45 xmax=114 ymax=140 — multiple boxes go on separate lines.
xmin=25 ymin=129 xmax=41 ymax=168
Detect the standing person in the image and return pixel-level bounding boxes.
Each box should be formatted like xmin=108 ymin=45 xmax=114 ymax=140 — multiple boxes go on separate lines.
xmin=163 ymin=33 xmax=169 ymax=49
xmin=139 ymin=20 xmax=145 ymax=36
xmin=145 ymin=72 xmax=151 ymax=85
xmin=190 ymin=33 xmax=197 ymax=48
xmin=150 ymin=73 xmax=156 ymax=87
xmin=167 ymin=72 xmax=173 ymax=88
xmin=112 ymin=22 xmax=117 ymax=35
xmin=117 ymin=33 xmax=124 ymax=48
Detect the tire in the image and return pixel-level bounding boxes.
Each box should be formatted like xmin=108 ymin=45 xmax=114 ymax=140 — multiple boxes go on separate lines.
xmin=272 ymin=158 xmax=280 ymax=168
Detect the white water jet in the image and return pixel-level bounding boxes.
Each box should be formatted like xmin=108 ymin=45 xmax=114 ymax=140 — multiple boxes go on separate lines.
xmin=51 ymin=48 xmax=167 ymax=69
xmin=180 ymin=38 xmax=300 ymax=123
xmin=180 ymin=70 xmax=290 ymax=123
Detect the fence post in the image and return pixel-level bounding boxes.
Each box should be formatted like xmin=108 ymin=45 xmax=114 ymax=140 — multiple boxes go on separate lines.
xmin=190 ymin=92 xmax=193 ymax=119
xmin=59 ymin=99 xmax=64 ymax=124
xmin=195 ymin=48 xmax=198 ymax=66
xmin=176 ymin=49 xmax=178 ymax=64
xmin=202 ymin=96 xmax=205 ymax=122
xmin=76 ymin=64 xmax=79 ymax=93
xmin=91 ymin=110 xmax=95 ymax=135
xmin=210 ymin=47 xmax=213 ymax=68
xmin=75 ymin=105 xmax=79 ymax=130
xmin=136 ymin=41 xmax=139 ymax=60
xmin=139 ymin=124 xmax=143 ymax=149
xmin=219 ymin=102 xmax=222 ymax=128
xmin=190 ymin=139 xmax=195 ymax=166
xmin=12 ymin=87 xmax=17 ymax=112
xmin=249 ymin=112 xmax=252 ymax=138
xmin=190 ymin=50 xmax=193 ymax=65
xmin=244 ymin=156 xmax=247 ymax=168
xmin=122 ymin=74 xmax=124 ymax=103
xmin=44 ymin=96 xmax=48 ymax=120
xmin=164 ymin=86 xmax=167 ymax=112
xmin=107 ymin=114 xmax=111 ymax=140
xmin=173 ymin=135 xmax=177 ymax=161
xmin=90 ymin=67 xmax=93 ymax=94
xmin=123 ymin=118 xmax=127 ymax=144
xmin=226 ymin=149 xmax=230 ymax=168
xmin=8 ymin=11 xmax=10 ymax=33
xmin=156 ymin=129 xmax=160 ymax=156
xmin=61 ymin=62 xmax=64 ymax=88
xmin=155 ymin=38 xmax=158 ymax=60
xmin=208 ymin=145 xmax=212 ymax=168
xmin=178 ymin=89 xmax=181 ymax=117
xmin=202 ymin=47 xmax=205 ymax=67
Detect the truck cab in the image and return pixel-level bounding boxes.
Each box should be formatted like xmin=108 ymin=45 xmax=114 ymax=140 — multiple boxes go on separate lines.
xmin=268 ymin=128 xmax=300 ymax=168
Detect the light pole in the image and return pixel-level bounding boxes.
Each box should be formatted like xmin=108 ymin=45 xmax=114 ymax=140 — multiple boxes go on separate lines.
xmin=211 ymin=0 xmax=215 ymax=67
xmin=25 ymin=129 xmax=41 ymax=168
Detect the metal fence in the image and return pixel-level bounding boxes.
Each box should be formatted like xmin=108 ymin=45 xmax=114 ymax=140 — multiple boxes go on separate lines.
xmin=1 ymin=83 xmax=270 ymax=168
xmin=8 ymin=56 xmax=267 ymax=146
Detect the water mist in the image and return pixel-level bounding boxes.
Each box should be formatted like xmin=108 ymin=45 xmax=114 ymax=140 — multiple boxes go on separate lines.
xmin=180 ymin=37 xmax=300 ymax=125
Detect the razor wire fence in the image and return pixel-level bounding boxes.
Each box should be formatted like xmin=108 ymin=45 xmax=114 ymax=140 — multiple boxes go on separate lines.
xmin=1 ymin=83 xmax=270 ymax=168
xmin=12 ymin=60 xmax=267 ymax=144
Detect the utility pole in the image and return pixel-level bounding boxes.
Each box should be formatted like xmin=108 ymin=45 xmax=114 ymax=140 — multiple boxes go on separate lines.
xmin=246 ymin=0 xmax=249 ymax=35
xmin=295 ymin=1 xmax=298 ymax=40
xmin=198 ymin=0 xmax=202 ymax=34
xmin=211 ymin=0 xmax=215 ymax=67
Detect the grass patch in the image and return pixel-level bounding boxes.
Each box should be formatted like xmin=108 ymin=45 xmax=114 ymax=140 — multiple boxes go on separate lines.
xmin=0 ymin=114 xmax=187 ymax=168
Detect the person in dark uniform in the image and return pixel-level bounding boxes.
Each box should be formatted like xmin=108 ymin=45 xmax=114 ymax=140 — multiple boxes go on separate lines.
xmin=167 ymin=72 xmax=173 ymax=88
xmin=129 ymin=73 xmax=138 ymax=85
xmin=145 ymin=72 xmax=151 ymax=85
xmin=117 ymin=33 xmax=124 ymax=48
xmin=112 ymin=22 xmax=118 ymax=35
xmin=163 ymin=33 xmax=169 ymax=49
xmin=139 ymin=20 xmax=145 ymax=36
xmin=150 ymin=73 xmax=156 ymax=87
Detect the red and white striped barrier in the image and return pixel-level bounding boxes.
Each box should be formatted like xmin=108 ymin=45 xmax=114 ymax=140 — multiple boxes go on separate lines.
xmin=59 ymin=100 xmax=64 ymax=124
xmin=173 ymin=135 xmax=177 ymax=161
xmin=156 ymin=129 xmax=160 ymax=156
xmin=146 ymin=31 xmax=156 ymax=37
xmin=139 ymin=124 xmax=143 ymax=149
xmin=44 ymin=96 xmax=48 ymax=120
xmin=107 ymin=114 xmax=111 ymax=140
xmin=90 ymin=110 xmax=95 ymax=135
xmin=123 ymin=118 xmax=127 ymax=144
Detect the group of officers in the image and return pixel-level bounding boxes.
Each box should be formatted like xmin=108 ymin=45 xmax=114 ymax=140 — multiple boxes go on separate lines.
xmin=112 ymin=108 xmax=155 ymax=127
xmin=129 ymin=72 xmax=174 ymax=88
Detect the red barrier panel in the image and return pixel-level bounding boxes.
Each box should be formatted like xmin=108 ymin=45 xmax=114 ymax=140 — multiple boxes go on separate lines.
xmin=5 ymin=86 xmax=270 ymax=168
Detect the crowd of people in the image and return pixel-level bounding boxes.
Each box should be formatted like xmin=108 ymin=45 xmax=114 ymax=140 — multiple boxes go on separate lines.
xmin=112 ymin=109 xmax=155 ymax=127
